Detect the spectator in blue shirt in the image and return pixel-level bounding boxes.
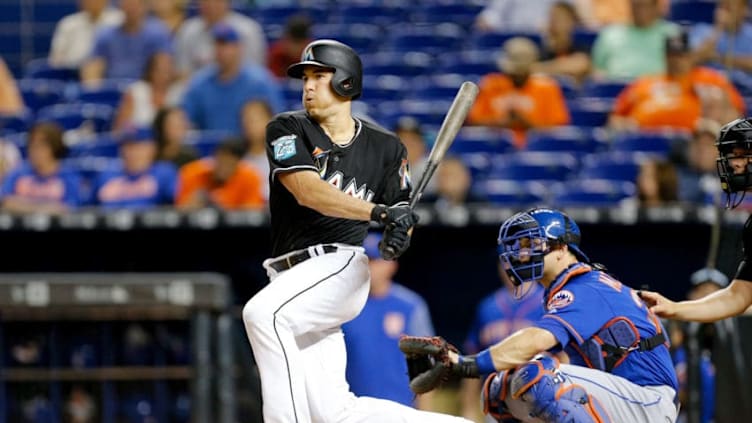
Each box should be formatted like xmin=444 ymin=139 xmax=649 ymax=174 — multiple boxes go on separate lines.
xmin=342 ymin=233 xmax=438 ymax=410
xmin=91 ymin=127 xmax=177 ymax=209
xmin=1 ymin=122 xmax=82 ymax=214
xmin=81 ymin=0 xmax=173 ymax=84
xmin=181 ymin=24 xmax=284 ymax=134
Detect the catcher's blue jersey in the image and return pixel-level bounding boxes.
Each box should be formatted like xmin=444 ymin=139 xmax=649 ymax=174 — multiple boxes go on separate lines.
xmin=535 ymin=263 xmax=679 ymax=392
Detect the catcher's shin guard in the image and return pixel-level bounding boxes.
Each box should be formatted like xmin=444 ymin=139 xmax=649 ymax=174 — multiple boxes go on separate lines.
xmin=504 ymin=355 xmax=612 ymax=423
xmin=483 ymin=370 xmax=520 ymax=423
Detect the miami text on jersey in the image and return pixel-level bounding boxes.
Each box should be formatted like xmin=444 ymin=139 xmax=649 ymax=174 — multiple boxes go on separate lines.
xmin=326 ymin=171 xmax=375 ymax=202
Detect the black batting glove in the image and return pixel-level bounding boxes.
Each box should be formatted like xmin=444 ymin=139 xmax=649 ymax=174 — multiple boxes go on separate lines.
xmin=379 ymin=225 xmax=411 ymax=260
xmin=370 ymin=204 xmax=419 ymax=229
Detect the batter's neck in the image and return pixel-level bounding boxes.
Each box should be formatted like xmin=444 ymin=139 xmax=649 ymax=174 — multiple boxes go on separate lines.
xmin=319 ymin=112 xmax=357 ymax=146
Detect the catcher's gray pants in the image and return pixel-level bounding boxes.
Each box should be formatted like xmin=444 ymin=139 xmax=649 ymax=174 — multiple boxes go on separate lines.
xmin=243 ymin=245 xmax=473 ymax=423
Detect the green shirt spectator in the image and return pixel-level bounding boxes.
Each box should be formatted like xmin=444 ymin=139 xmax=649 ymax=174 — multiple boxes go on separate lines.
xmin=592 ymin=20 xmax=677 ymax=80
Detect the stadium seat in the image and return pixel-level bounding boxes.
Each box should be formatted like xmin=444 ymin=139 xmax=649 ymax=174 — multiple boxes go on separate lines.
xmin=312 ymin=24 xmax=383 ymax=54
xmin=475 ymin=179 xmax=549 ymax=206
xmin=412 ymin=74 xmax=468 ymax=101
xmin=185 ymin=130 xmax=234 ymax=157
xmin=23 ymin=58 xmax=78 ymax=82
xmin=361 ymin=75 xmax=409 ymax=102
xmin=0 ymin=111 xmax=32 ymax=135
xmin=567 ymin=98 xmax=612 ymax=127
xmin=469 ymin=32 xmax=543 ymax=51
xmin=18 ymin=78 xmax=66 ymax=113
xmin=489 ymin=152 xmax=578 ymax=182
xmin=580 ymin=80 xmax=628 ymax=99
xmin=37 ymin=103 xmax=115 ymax=132
xmin=385 ymin=24 xmax=465 ymax=55
xmin=458 ymin=152 xmax=494 ymax=180
xmin=573 ymin=30 xmax=598 ymax=51
xmin=67 ymin=132 xmax=120 ymax=158
xmin=378 ymin=99 xmax=454 ymax=128
xmin=361 ymin=52 xmax=435 ymax=78
xmin=69 ymin=79 xmax=132 ymax=108
xmin=669 ymin=1 xmax=715 ymax=24
xmin=526 ymin=127 xmax=605 ymax=154
xmin=252 ymin=4 xmax=328 ymax=26
xmin=411 ymin=4 xmax=484 ymax=27
xmin=333 ymin=5 xmax=405 ymax=26
xmin=610 ymin=131 xmax=686 ymax=157
xmin=450 ymin=127 xmax=515 ymax=155
xmin=552 ymin=179 xmax=636 ymax=207
xmin=578 ymin=152 xmax=642 ymax=182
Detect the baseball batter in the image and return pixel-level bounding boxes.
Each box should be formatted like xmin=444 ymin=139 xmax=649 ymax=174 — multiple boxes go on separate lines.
xmin=400 ymin=208 xmax=679 ymax=423
xmin=242 ymin=39 xmax=472 ymax=423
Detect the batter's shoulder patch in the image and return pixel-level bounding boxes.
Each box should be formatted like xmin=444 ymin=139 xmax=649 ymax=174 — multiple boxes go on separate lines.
xmin=547 ymin=290 xmax=575 ymax=312
xmin=272 ymin=134 xmax=297 ymax=160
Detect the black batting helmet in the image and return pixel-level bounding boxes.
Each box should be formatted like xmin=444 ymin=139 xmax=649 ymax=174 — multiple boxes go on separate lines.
xmin=716 ymin=117 xmax=752 ymax=207
xmin=287 ymin=39 xmax=363 ymax=99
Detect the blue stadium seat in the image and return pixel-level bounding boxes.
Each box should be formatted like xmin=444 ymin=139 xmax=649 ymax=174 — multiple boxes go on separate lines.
xmin=553 ymin=179 xmax=636 ymax=207
xmin=450 ymin=127 xmax=515 ymax=155
xmin=580 ymin=80 xmax=628 ymax=98
xmin=0 ymin=111 xmax=32 ymax=135
xmin=378 ymin=99 xmax=454 ymax=128
xmin=312 ymin=24 xmax=383 ymax=54
xmin=67 ymin=132 xmax=120 ymax=158
xmin=567 ymin=97 xmax=612 ymax=127
xmin=573 ymin=30 xmax=598 ymax=51
xmin=23 ymin=58 xmax=79 ymax=82
xmin=385 ymin=24 xmax=465 ymax=55
xmin=361 ymin=75 xmax=408 ymax=102
xmin=66 ymin=156 xmax=119 ymax=181
xmin=669 ymin=1 xmax=715 ymax=24
xmin=411 ymin=4 xmax=484 ymax=26
xmin=334 ymin=5 xmax=405 ymax=26
xmin=469 ymin=32 xmax=543 ymax=51
xmin=610 ymin=131 xmax=686 ymax=157
xmin=18 ymin=78 xmax=66 ymax=113
xmin=282 ymin=78 xmax=303 ymax=105
xmin=458 ymin=152 xmax=494 ymax=180
xmin=578 ymin=152 xmax=642 ymax=182
xmin=120 ymin=393 xmax=157 ymax=423
xmin=69 ymin=79 xmax=132 ymax=108
xmin=489 ymin=152 xmax=578 ymax=182
xmin=185 ymin=130 xmax=234 ymax=157
xmin=526 ymin=127 xmax=604 ymax=154
xmin=411 ymin=74 xmax=468 ymax=101
xmin=252 ymin=4 xmax=328 ymax=26
xmin=37 ymin=103 xmax=115 ymax=132
xmin=475 ymin=179 xmax=549 ymax=206
xmin=361 ymin=52 xmax=435 ymax=78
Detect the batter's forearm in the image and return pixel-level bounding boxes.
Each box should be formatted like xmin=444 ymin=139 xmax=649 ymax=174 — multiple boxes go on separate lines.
xmin=296 ymin=177 xmax=375 ymax=221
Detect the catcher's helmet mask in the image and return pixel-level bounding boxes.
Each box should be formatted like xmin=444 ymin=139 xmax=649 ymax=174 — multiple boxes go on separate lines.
xmin=497 ymin=208 xmax=590 ymax=287
xmin=287 ymin=39 xmax=363 ymax=100
xmin=716 ymin=117 xmax=752 ymax=208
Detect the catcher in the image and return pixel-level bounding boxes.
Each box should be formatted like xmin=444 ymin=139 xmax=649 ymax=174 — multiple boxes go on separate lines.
xmin=400 ymin=208 xmax=679 ymax=423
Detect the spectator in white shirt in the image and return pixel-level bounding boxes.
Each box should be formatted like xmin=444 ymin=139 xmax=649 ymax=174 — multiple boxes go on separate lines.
xmin=49 ymin=0 xmax=123 ymax=68
xmin=476 ymin=0 xmax=566 ymax=32
xmin=173 ymin=0 xmax=266 ymax=77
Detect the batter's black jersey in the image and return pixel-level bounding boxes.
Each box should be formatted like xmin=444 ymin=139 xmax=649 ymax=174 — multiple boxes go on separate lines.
xmin=737 ymin=214 xmax=752 ymax=281
xmin=266 ymin=111 xmax=412 ymax=256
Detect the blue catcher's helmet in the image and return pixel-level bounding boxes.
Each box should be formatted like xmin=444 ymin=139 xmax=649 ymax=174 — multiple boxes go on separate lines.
xmin=497 ymin=208 xmax=589 ymax=286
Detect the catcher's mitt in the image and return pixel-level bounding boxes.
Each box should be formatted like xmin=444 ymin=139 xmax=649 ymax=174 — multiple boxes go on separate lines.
xmin=398 ymin=335 xmax=459 ymax=394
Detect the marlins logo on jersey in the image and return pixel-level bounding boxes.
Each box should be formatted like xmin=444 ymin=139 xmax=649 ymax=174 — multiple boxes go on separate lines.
xmin=311 ymin=146 xmax=331 ymax=178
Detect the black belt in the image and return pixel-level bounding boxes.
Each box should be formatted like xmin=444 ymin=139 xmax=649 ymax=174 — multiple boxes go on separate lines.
xmin=269 ymin=245 xmax=339 ymax=272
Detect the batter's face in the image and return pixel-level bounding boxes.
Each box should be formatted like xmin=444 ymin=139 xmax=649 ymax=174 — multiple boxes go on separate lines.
xmin=301 ymin=66 xmax=341 ymax=118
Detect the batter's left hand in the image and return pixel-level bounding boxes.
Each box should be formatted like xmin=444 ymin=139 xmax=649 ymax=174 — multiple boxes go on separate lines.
xmin=379 ymin=225 xmax=411 ymax=260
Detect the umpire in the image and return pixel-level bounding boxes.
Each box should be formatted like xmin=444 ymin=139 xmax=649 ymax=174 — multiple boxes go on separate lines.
xmin=242 ymin=40 xmax=471 ymax=423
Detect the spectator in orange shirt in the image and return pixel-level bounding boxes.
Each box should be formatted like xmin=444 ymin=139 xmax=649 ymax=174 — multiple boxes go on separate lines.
xmin=176 ymin=137 xmax=265 ymax=210
xmin=467 ymin=37 xmax=570 ymax=149
xmin=609 ymin=31 xmax=745 ymax=132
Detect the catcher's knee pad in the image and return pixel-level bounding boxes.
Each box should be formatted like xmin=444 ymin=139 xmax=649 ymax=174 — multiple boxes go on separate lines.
xmin=507 ymin=355 xmax=613 ymax=423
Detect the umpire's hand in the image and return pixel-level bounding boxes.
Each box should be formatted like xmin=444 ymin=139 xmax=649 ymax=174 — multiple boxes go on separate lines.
xmin=370 ymin=204 xmax=419 ymax=229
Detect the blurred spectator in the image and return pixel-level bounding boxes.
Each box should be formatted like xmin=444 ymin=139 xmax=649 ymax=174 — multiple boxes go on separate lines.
xmin=49 ymin=0 xmax=123 ymax=68
xmin=113 ymin=52 xmax=183 ymax=131
xmin=394 ymin=116 xmax=436 ymax=196
xmin=670 ymin=267 xmax=728 ymax=423
xmin=241 ymin=99 xmax=272 ymax=200
xmin=175 ymin=137 xmax=265 ymax=210
xmin=467 ymin=37 xmax=570 ymax=148
xmin=181 ymin=24 xmax=284 ymax=133
xmin=81 ymin=0 xmax=173 ymax=85
xmin=460 ymin=265 xmax=544 ymax=422
xmin=0 ymin=136 xmax=21 ymax=183
xmin=91 ymin=127 xmax=177 ymax=209
xmin=574 ymin=0 xmax=669 ymax=29
xmin=690 ymin=0 xmax=752 ymax=75
xmin=149 ymin=0 xmax=187 ymax=36
xmin=533 ymin=1 xmax=592 ymax=84
xmin=152 ymin=106 xmax=199 ymax=167
xmin=636 ymin=159 xmax=678 ymax=207
xmin=65 ymin=385 xmax=96 ymax=423
xmin=676 ymin=118 xmax=723 ymax=204
xmin=267 ymin=15 xmax=312 ymax=78
xmin=342 ymin=232 xmax=439 ymax=411
xmin=475 ymin=0 xmax=561 ymax=32
xmin=0 ymin=122 xmax=82 ymax=215
xmin=608 ymin=31 xmax=744 ymax=132
xmin=428 ymin=157 xmax=484 ymax=227
xmin=174 ymin=0 xmax=266 ymax=76
xmin=591 ymin=0 xmax=678 ymax=80
xmin=0 ymin=56 xmax=24 ymax=115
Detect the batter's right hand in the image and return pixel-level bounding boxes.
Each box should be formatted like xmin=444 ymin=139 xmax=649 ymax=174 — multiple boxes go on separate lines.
xmin=637 ymin=290 xmax=677 ymax=318
xmin=370 ymin=204 xmax=419 ymax=229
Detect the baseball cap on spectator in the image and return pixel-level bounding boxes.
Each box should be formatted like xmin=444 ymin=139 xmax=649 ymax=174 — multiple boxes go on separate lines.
xmin=117 ymin=127 xmax=154 ymax=144
xmin=363 ymin=232 xmax=382 ymax=259
xmin=690 ymin=267 xmax=729 ymax=288
xmin=213 ymin=23 xmax=240 ymax=43
xmin=665 ymin=30 xmax=690 ymax=55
